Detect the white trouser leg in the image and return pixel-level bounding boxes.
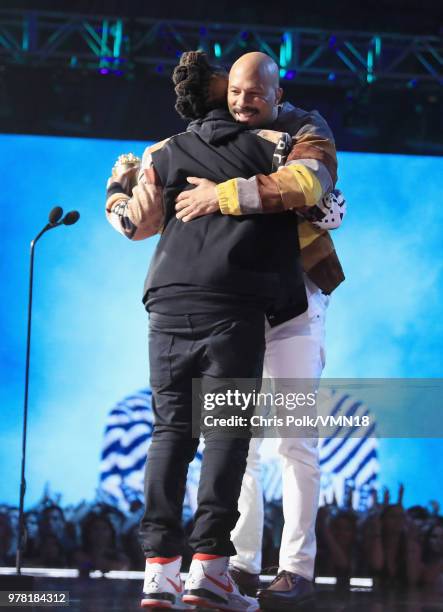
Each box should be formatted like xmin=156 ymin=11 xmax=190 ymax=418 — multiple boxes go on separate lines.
xmin=265 ymin=282 xmax=328 ymax=580
xmin=277 ymin=434 xmax=320 ymax=580
xmin=230 ymin=436 xmax=264 ymax=574
xmin=231 ymin=279 xmax=328 ymax=578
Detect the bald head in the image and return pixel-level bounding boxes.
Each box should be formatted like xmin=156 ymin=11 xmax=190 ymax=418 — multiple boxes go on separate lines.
xmin=230 ymin=52 xmax=280 ymax=88
xmin=228 ymin=52 xmax=283 ymax=127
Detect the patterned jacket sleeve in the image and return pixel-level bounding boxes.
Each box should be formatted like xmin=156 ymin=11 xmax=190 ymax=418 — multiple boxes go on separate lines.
xmin=105 ymin=145 xmax=165 ymax=240
xmin=215 ymin=110 xmax=337 ymax=215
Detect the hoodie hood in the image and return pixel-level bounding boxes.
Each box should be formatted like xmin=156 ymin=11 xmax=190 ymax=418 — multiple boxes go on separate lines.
xmin=187 ymin=108 xmax=249 ymax=145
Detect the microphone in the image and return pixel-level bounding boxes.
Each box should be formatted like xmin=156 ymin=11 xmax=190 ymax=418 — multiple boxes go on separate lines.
xmin=32 ymin=207 xmax=80 ymax=246
xmin=62 ymin=211 xmax=80 ymax=226
xmin=49 ymin=206 xmax=63 ymax=225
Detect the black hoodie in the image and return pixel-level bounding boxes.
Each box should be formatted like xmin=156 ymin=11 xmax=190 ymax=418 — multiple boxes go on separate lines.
xmin=144 ymin=109 xmax=307 ymax=325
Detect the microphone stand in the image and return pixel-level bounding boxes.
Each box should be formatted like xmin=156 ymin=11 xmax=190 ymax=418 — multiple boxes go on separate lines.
xmin=2 ymin=210 xmax=78 ymax=589
xmin=15 ymin=223 xmax=61 ymax=580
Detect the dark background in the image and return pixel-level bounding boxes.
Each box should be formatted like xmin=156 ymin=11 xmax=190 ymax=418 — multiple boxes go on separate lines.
xmin=1 ymin=0 xmax=442 ymax=153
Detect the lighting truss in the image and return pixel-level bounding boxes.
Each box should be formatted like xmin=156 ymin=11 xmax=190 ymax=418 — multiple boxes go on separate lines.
xmin=0 ymin=9 xmax=441 ymax=88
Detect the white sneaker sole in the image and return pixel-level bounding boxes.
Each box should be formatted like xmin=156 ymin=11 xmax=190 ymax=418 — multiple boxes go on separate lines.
xmin=183 ymin=593 xmax=258 ymax=612
xmin=183 ymin=594 xmax=221 ymax=609
xmin=141 ymin=596 xmax=194 ymax=610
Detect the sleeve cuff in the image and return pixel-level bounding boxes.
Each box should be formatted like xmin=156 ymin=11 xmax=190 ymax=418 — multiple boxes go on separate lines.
xmin=106 ymin=181 xmax=126 ymax=198
xmin=106 ymin=191 xmax=130 ymax=212
xmin=216 ymin=180 xmax=241 ymax=215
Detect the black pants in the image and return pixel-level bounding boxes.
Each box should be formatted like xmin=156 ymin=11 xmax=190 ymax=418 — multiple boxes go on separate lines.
xmin=139 ymin=310 xmax=265 ymax=557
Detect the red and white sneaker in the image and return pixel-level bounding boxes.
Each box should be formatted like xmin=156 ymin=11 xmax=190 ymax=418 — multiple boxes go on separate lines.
xmin=183 ymin=554 xmax=259 ymax=611
xmin=141 ymin=555 xmax=192 ymax=609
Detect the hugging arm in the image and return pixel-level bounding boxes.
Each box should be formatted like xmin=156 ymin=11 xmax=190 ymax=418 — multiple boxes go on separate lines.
xmin=175 ymin=111 xmax=345 ymax=227
xmin=216 ymin=111 xmax=337 ymax=215
xmin=105 ymin=146 xmax=165 ymax=240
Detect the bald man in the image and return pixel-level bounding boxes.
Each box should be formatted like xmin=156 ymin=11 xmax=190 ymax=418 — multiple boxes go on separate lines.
xmin=175 ymin=52 xmax=345 ymax=610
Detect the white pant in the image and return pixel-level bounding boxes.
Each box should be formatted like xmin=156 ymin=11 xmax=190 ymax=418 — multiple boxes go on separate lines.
xmin=231 ymin=278 xmax=328 ymax=580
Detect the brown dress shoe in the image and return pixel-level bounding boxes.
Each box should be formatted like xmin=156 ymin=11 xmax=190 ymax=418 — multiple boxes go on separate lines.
xmin=228 ymin=566 xmax=261 ymax=597
xmin=258 ymin=570 xmax=315 ymax=609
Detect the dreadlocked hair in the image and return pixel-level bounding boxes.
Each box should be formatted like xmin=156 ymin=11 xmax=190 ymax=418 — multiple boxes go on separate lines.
xmin=173 ymin=51 xmax=223 ymax=120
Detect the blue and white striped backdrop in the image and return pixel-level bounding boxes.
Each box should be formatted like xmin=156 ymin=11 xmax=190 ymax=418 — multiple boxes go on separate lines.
xmin=99 ymin=388 xmax=378 ymax=513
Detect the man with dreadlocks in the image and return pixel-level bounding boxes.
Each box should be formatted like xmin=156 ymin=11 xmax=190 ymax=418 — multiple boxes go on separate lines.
xmin=106 ymin=51 xmax=309 ymax=611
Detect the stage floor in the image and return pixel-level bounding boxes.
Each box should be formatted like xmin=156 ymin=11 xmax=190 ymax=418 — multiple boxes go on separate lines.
xmin=1 ymin=576 xmax=442 ymax=611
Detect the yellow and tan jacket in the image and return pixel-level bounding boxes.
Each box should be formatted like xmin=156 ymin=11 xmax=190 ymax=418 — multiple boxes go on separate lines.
xmin=215 ymin=102 xmax=345 ymax=294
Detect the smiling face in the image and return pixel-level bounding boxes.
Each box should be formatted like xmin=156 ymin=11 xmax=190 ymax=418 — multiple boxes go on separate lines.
xmin=228 ymin=52 xmax=282 ymax=128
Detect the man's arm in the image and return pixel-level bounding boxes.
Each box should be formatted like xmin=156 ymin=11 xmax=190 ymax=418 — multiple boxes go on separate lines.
xmin=175 ymin=109 xmax=337 ymax=220
xmin=218 ymin=114 xmax=337 ymax=215
xmin=105 ymin=146 xmax=165 ymax=240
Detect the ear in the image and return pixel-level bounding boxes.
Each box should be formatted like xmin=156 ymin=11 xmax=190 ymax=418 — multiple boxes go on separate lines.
xmin=275 ymin=86 xmax=283 ymax=105
xmin=207 ymin=72 xmax=229 ymax=104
